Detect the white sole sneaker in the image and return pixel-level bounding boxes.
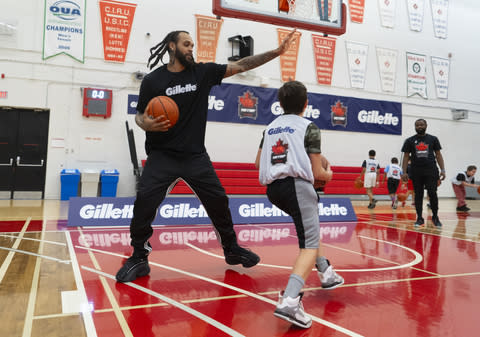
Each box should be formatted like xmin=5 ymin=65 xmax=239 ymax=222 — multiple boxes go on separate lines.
xmin=274 ymin=292 xmax=312 ymax=328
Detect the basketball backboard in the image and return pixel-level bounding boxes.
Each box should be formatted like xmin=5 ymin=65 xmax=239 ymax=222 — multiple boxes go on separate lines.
xmin=212 ymin=0 xmax=346 ymax=36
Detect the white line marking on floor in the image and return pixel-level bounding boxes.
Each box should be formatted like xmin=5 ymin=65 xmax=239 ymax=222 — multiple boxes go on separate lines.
xmin=82 ymin=266 xmax=245 ymax=337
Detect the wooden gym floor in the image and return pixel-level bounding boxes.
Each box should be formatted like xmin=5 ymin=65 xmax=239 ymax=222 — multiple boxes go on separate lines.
xmin=0 ymin=197 xmax=479 ymax=337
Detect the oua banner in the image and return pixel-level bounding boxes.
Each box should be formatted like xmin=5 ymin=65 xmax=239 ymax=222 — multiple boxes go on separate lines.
xmin=348 ymin=0 xmax=365 ymax=23
xmin=43 ymin=0 xmax=86 ymax=62
xmin=311 ymin=34 xmax=336 ymax=85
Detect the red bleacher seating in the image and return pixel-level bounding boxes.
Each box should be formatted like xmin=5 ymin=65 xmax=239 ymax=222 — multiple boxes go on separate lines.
xmin=169 ymin=163 xmax=389 ymax=195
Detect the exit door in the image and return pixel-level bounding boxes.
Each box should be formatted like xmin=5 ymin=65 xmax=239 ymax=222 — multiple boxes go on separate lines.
xmin=0 ymin=107 xmax=49 ymax=199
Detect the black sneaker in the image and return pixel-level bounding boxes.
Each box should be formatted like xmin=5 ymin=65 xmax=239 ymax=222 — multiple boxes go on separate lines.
xmin=116 ymin=256 xmax=150 ymax=283
xmin=224 ymin=244 xmax=260 ymax=268
xmin=456 ymin=205 xmax=470 ymax=212
xmin=367 ymin=203 xmax=375 ymax=209
xmin=414 ymin=217 xmax=424 ymax=227
xmin=432 ymin=216 xmax=442 ymax=227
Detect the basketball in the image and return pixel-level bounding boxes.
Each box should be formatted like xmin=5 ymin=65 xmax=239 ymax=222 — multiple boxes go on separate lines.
xmin=397 ymin=193 xmax=407 ymax=202
xmin=477 ymin=186 xmax=480 ymax=194
xmin=145 ymin=96 xmax=179 ymax=127
xmin=354 ymin=176 xmax=363 ymax=189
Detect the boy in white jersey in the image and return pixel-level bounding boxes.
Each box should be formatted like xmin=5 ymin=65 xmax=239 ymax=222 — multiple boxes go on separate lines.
xmin=383 ymin=157 xmax=403 ymax=209
xmin=361 ymin=150 xmax=381 ymax=209
xmin=255 ymin=81 xmax=344 ymax=329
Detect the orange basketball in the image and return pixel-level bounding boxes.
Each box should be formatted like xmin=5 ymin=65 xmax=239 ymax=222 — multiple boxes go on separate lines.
xmin=354 ymin=177 xmax=363 ymax=189
xmin=397 ymin=193 xmax=407 ymax=202
xmin=145 ymin=96 xmax=179 ymax=127
xmin=477 ymin=186 xmax=480 ymax=194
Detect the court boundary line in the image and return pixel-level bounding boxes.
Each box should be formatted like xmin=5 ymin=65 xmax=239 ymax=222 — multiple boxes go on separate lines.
xmin=77 ymin=246 xmax=364 ymax=337
xmin=82 ymin=266 xmax=246 ymax=337
xmin=65 ymin=231 xmax=98 ymax=337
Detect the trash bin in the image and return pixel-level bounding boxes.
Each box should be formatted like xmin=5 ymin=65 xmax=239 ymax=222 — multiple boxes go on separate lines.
xmin=100 ymin=169 xmax=119 ymax=197
xmin=81 ymin=170 xmax=100 ymax=197
xmin=60 ymin=169 xmax=80 ymax=200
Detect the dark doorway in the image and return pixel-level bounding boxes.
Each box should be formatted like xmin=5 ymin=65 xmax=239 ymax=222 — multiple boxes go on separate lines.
xmin=0 ymin=107 xmax=49 ymax=199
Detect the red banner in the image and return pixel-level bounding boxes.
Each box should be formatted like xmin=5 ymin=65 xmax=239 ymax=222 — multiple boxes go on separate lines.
xmin=99 ymin=0 xmax=136 ymax=63
xmin=348 ymin=0 xmax=365 ymax=23
xmin=195 ymin=15 xmax=223 ymax=63
xmin=311 ymin=34 xmax=336 ymax=85
xmin=277 ymin=28 xmax=302 ymax=82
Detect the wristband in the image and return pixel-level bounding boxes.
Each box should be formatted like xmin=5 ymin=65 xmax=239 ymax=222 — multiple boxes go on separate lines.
xmin=440 ymin=170 xmax=446 ymax=173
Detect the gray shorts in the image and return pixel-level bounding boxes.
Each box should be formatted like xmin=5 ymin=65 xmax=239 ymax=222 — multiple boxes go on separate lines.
xmin=266 ymin=177 xmax=319 ymax=249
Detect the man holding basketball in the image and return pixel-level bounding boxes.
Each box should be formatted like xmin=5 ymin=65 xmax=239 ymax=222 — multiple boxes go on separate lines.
xmin=116 ymin=29 xmax=297 ymax=282
xmin=401 ymin=119 xmax=446 ymax=227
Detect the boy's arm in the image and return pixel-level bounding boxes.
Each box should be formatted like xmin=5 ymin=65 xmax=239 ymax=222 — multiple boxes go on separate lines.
xmin=309 ymin=153 xmax=332 ymax=182
xmin=254 ymin=148 xmax=262 ymax=169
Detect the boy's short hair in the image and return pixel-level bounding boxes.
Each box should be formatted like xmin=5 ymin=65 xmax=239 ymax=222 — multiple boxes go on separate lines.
xmin=391 ymin=157 xmax=398 ymax=164
xmin=467 ymin=165 xmax=477 ymax=171
xmin=278 ymin=81 xmax=307 ymax=115
xmin=369 ymin=150 xmax=376 ymax=157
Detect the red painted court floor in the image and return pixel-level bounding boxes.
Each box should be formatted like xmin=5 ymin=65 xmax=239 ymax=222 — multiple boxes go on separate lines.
xmin=1 ymin=199 xmax=480 ymax=336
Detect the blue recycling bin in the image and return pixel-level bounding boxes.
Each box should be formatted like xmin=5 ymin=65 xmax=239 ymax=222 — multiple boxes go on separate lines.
xmin=60 ymin=169 xmax=80 ymax=200
xmin=100 ymin=169 xmax=119 ymax=197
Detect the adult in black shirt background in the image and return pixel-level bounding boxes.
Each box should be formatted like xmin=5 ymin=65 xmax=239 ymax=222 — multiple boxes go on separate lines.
xmin=116 ymin=29 xmax=297 ymax=282
xmin=401 ymin=119 xmax=446 ymax=227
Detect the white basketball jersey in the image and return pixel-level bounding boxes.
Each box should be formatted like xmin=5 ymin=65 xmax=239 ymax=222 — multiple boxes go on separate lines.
xmin=259 ymin=114 xmax=315 ymax=185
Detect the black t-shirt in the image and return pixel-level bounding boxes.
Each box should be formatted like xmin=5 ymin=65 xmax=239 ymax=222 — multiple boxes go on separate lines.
xmin=137 ymin=62 xmax=227 ymax=154
xmin=401 ymin=133 xmax=442 ymax=168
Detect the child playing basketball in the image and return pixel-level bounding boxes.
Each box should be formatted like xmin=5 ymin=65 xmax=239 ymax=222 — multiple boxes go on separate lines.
xmin=383 ymin=157 xmax=403 ymax=209
xmin=255 ymin=81 xmax=343 ymax=329
xmin=361 ymin=150 xmax=381 ymax=209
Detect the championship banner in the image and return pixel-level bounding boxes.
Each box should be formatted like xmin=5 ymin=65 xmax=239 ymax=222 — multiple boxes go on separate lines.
xmin=345 ymin=41 xmax=368 ymax=89
xmin=406 ymin=0 xmax=425 ymax=32
xmin=311 ymin=34 xmax=336 ymax=85
xmin=378 ymin=0 xmax=396 ymax=28
xmin=376 ymin=47 xmax=398 ymax=92
xmin=431 ymin=56 xmax=450 ymax=99
xmin=277 ymin=28 xmax=302 ymax=82
xmin=430 ymin=0 xmax=449 ymax=39
xmin=406 ymin=52 xmax=427 ymax=98
xmin=42 ymin=0 xmax=86 ymax=62
xmin=67 ymin=196 xmax=357 ymax=227
xmin=99 ymin=0 xmax=137 ymax=63
xmin=195 ymin=15 xmax=223 ymax=63
xmin=207 ymin=83 xmax=402 ymax=135
xmin=348 ymin=0 xmax=365 ymax=23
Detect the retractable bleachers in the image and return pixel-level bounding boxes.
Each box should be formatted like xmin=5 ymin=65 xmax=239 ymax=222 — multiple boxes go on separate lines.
xmin=168 ymin=162 xmax=389 ymax=196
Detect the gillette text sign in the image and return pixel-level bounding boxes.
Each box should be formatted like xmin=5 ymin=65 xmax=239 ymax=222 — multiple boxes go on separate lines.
xmin=68 ymin=197 xmax=356 ymax=227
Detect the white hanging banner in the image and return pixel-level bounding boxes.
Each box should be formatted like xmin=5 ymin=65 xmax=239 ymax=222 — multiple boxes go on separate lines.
xmin=378 ymin=0 xmax=396 ymax=28
xmin=431 ymin=56 xmax=450 ymax=99
xmin=376 ymin=47 xmax=398 ymax=92
xmin=406 ymin=52 xmax=427 ymax=98
xmin=346 ymin=41 xmax=368 ymax=89
xmin=42 ymin=0 xmax=86 ymax=62
xmin=407 ymin=0 xmax=425 ymax=32
xmin=430 ymin=0 xmax=449 ymax=39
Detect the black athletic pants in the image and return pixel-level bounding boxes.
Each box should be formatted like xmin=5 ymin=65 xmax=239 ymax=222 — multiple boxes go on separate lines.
xmin=411 ymin=166 xmax=439 ymax=219
xmin=130 ymin=150 xmax=237 ymax=255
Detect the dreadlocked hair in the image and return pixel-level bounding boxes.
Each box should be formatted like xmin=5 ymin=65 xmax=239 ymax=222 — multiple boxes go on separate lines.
xmin=147 ymin=30 xmax=189 ymax=70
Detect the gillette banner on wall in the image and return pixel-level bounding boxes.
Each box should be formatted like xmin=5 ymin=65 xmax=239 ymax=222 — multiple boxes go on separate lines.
xmin=207 ymin=83 xmax=402 ymax=135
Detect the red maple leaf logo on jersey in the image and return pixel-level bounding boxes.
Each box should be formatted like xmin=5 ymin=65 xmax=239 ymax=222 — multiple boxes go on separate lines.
xmin=239 ymin=91 xmax=257 ymax=108
xmin=416 ymin=142 xmax=428 ymax=151
xmin=272 ymin=139 xmax=288 ymax=155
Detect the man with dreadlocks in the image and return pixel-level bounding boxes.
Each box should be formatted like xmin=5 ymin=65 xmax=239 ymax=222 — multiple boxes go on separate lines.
xmin=116 ymin=29 xmax=297 ymax=282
